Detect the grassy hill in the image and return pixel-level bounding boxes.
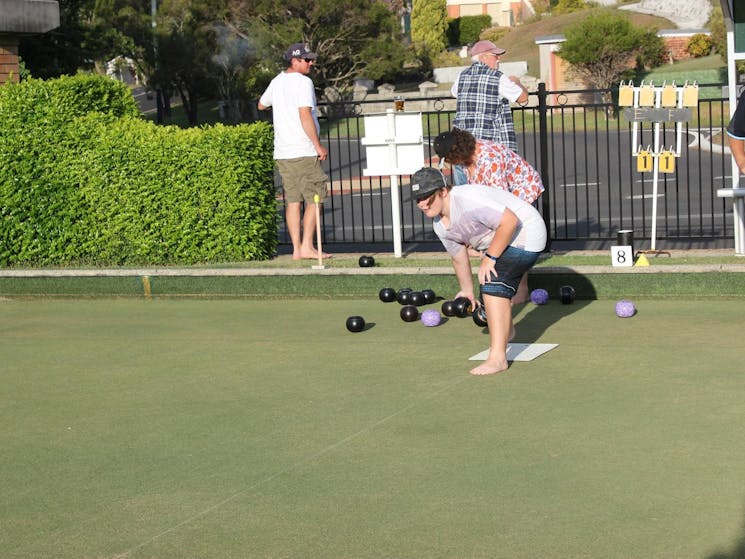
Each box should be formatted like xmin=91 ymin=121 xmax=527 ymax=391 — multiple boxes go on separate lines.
xmin=499 ymin=7 xmax=678 ymax=77
xmin=638 ymin=54 xmax=727 ymax=98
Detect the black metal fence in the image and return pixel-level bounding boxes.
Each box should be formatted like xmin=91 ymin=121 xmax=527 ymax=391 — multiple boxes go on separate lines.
xmin=276 ymin=82 xmax=737 ymax=251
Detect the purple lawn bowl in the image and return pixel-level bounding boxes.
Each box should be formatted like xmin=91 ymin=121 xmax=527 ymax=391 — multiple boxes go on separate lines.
xmin=530 ymin=288 xmax=549 ymax=305
xmin=615 ymin=300 xmax=636 ymax=318
xmin=421 ymin=309 xmax=442 ymax=327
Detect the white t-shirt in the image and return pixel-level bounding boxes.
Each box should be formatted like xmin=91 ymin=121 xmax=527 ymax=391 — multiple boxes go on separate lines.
xmin=259 ymin=71 xmax=320 ymax=160
xmin=433 ymin=185 xmax=547 ymax=255
xmin=450 ymin=72 xmax=524 ymax=103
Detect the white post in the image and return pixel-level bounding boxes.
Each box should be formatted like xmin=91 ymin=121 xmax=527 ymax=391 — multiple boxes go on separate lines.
xmin=361 ymin=109 xmax=424 ymax=257
xmin=724 ymin=17 xmax=745 ymax=254
xmin=650 ymin=88 xmax=662 ymax=251
xmin=389 ymin=175 xmax=403 ymax=257
xmin=386 ymin=110 xmax=403 ymax=257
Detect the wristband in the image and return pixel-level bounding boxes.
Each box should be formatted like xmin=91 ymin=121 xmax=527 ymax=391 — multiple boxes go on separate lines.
xmin=484 ymin=252 xmax=499 ymax=262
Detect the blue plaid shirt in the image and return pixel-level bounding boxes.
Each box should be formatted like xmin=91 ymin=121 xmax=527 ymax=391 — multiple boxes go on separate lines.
xmin=453 ymin=63 xmax=518 ymax=152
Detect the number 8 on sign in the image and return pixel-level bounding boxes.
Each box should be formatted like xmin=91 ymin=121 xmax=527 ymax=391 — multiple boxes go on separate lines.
xmin=611 ymin=245 xmax=634 ymax=267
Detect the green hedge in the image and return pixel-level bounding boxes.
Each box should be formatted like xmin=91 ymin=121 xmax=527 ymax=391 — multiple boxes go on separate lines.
xmin=0 ymin=74 xmax=276 ymax=266
xmin=447 ymin=15 xmax=493 ymax=47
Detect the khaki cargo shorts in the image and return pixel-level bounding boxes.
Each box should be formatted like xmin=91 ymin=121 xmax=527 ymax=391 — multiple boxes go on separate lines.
xmin=276 ymin=156 xmax=328 ymax=204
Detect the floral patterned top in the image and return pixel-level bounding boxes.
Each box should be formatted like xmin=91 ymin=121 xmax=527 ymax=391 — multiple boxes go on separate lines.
xmin=466 ymin=140 xmax=545 ymax=204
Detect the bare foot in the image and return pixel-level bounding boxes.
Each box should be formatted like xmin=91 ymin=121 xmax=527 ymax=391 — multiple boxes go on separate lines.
xmin=470 ymin=358 xmax=509 ymax=376
xmin=293 ymin=249 xmax=332 ymax=260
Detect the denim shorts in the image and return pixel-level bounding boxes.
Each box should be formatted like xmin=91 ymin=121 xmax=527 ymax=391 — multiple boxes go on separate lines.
xmin=480 ymin=245 xmax=540 ymax=299
xmin=452 ymin=164 xmax=468 ymax=186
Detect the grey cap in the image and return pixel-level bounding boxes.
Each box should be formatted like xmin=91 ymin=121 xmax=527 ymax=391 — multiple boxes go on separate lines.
xmin=403 ymin=167 xmax=448 ymax=203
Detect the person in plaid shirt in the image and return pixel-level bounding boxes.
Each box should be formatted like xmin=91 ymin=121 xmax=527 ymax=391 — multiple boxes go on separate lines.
xmin=434 ymin=128 xmax=544 ymax=303
xmin=451 ymin=40 xmax=528 ymax=184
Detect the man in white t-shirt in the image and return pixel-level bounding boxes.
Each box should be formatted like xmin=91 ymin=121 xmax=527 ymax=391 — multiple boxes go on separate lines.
xmin=259 ymin=43 xmax=330 ymax=260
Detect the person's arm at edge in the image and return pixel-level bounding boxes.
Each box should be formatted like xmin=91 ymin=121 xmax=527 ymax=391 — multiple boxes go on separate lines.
xmin=511 ymin=77 xmax=529 ymax=104
xmin=727 ymin=134 xmax=745 ymax=175
xmin=499 ymin=73 xmax=528 ymax=105
xmin=298 ymin=106 xmax=328 ymax=160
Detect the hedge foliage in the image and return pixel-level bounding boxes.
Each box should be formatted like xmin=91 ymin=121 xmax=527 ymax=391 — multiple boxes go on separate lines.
xmin=0 ymin=74 xmax=276 ymax=266
xmin=447 ymin=15 xmax=493 ymax=47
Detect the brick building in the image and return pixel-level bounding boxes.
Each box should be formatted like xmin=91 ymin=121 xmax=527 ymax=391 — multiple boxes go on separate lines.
xmin=0 ymin=0 xmax=60 ymax=84
xmin=446 ymin=0 xmax=535 ymax=28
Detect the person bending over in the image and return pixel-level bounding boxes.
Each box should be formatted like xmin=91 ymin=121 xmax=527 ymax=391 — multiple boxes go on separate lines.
xmin=405 ymin=167 xmax=547 ymax=375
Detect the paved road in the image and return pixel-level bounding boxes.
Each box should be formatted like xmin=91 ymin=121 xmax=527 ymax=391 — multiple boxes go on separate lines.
xmin=306 ymin=129 xmax=734 ymax=246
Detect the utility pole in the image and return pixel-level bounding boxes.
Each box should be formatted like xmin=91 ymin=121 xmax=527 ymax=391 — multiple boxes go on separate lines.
xmin=151 ymin=0 xmax=163 ymax=123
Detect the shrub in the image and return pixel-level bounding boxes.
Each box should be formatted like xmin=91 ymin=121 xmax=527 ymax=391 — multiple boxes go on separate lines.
xmin=0 ymin=75 xmax=276 ymax=266
xmin=432 ymin=49 xmax=465 ymax=68
xmin=447 ymin=15 xmax=492 ymax=46
xmin=479 ymin=26 xmax=510 ymax=45
xmin=552 ymin=0 xmax=592 ymax=15
xmin=687 ymin=33 xmax=713 ymax=58
xmin=635 ymin=27 xmax=667 ymax=70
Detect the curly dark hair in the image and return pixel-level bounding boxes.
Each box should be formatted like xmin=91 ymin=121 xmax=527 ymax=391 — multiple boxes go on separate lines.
xmin=444 ymin=128 xmax=477 ymax=167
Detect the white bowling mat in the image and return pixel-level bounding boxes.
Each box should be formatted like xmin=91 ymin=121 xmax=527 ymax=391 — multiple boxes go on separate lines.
xmin=469 ymin=343 xmax=559 ymax=362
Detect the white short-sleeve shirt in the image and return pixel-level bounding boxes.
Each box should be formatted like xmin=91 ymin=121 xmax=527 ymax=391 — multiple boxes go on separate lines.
xmin=259 ymin=71 xmax=320 ymax=160
xmin=434 ymin=185 xmax=547 ymax=256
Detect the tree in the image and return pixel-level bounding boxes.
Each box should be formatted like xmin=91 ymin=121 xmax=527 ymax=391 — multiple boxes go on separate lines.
xmin=19 ymin=0 xmax=129 ymax=78
xmin=410 ymin=0 xmax=447 ymax=57
xmin=709 ymin=3 xmax=727 ymax=63
xmin=91 ymin=0 xmax=224 ymax=125
xmin=226 ymin=0 xmax=409 ymax=98
xmin=558 ymin=11 xmax=664 ymax=104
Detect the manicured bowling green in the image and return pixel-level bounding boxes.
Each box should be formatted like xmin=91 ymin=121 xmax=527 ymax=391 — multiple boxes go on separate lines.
xmin=2 ymin=298 xmax=745 ymax=558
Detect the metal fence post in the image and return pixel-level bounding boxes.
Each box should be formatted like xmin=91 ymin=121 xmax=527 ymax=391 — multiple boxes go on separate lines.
xmin=537 ymin=82 xmax=552 ymax=249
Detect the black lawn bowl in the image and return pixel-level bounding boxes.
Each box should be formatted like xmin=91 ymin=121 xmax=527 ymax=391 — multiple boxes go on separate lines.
xmin=400 ymin=305 xmax=419 ymax=322
xmin=408 ymin=291 xmax=424 ymax=307
xmin=453 ymin=297 xmax=472 ymax=318
xmin=472 ymin=306 xmax=488 ymax=327
xmin=358 ymin=255 xmax=375 ymax=268
xmin=345 ymin=316 xmax=366 ymax=333
xmin=379 ymin=287 xmax=397 ymax=303
xmin=441 ymin=300 xmax=456 ymax=317
xmin=421 ymin=289 xmax=436 ymax=305
xmin=397 ymin=289 xmax=413 ymax=305
xmin=559 ymin=285 xmax=576 ymax=305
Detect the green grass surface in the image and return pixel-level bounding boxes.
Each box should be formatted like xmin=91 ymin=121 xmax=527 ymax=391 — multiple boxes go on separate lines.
xmin=2 ymin=298 xmax=745 ymax=558
xmin=3 ymin=251 xmax=745 ymax=270
xmin=3 ymin=272 xmax=745 ymax=299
